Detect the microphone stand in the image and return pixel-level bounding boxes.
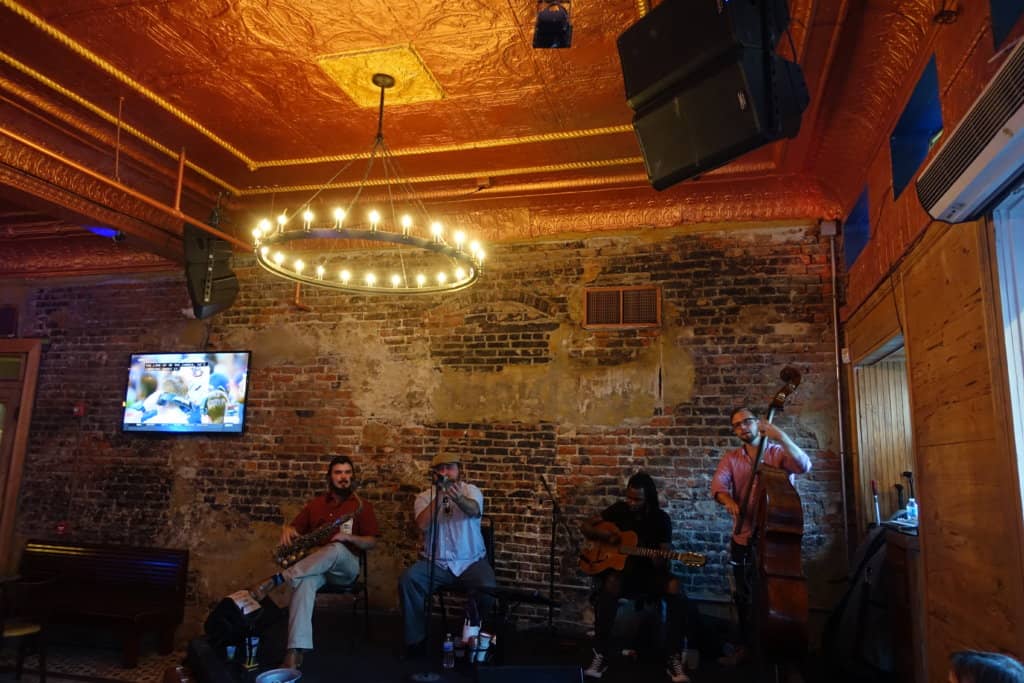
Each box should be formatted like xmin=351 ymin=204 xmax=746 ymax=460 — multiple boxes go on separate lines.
xmin=540 ymin=475 xmax=576 ymax=633
xmin=411 ymin=478 xmax=446 ymax=683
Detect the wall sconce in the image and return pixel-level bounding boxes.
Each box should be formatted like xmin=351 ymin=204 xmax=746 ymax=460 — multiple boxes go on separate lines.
xmin=533 ymin=0 xmax=572 ymax=48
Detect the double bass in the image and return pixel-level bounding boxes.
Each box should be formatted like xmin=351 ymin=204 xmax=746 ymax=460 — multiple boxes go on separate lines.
xmin=734 ymin=367 xmax=809 ymax=663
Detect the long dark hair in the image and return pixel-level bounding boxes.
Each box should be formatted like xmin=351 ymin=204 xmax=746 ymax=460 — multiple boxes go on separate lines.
xmin=950 ymin=651 xmax=1024 ymax=683
xmin=626 ymin=471 xmax=660 ymax=515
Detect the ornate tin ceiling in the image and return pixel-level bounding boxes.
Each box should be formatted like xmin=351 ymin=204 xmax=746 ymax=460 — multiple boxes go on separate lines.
xmin=0 ymin=0 xmax=941 ymax=276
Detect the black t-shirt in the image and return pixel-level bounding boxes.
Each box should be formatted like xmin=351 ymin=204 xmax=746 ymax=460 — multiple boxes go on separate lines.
xmin=599 ymin=501 xmax=672 ymax=593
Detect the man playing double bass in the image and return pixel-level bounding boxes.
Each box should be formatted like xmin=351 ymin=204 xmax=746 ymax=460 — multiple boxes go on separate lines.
xmin=711 ymin=407 xmax=812 ymax=664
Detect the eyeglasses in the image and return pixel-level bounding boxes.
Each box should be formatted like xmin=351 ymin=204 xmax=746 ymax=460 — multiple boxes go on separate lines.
xmin=731 ymin=417 xmax=757 ymax=429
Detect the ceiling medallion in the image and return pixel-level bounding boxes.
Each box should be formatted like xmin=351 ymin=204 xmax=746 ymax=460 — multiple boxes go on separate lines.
xmin=251 ymin=73 xmax=485 ymax=295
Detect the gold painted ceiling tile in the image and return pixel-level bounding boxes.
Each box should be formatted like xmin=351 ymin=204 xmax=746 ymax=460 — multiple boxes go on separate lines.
xmin=317 ymin=44 xmax=444 ymax=107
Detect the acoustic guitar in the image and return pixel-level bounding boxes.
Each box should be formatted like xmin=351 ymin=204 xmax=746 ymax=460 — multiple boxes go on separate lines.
xmin=579 ymin=521 xmax=706 ymax=575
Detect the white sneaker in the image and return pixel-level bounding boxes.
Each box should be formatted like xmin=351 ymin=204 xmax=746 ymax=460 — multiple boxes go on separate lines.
xmin=666 ymin=652 xmax=690 ymax=682
xmin=584 ymin=649 xmax=609 ymax=679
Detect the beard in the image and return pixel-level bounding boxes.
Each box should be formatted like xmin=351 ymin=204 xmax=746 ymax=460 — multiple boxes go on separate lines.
xmin=330 ymin=481 xmax=353 ymax=498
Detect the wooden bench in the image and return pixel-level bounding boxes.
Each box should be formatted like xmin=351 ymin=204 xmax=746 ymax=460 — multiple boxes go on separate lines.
xmin=19 ymin=538 xmax=189 ymax=668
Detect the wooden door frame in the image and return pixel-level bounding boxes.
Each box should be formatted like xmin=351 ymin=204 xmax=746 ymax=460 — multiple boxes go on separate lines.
xmin=0 ymin=339 xmax=40 ymax=570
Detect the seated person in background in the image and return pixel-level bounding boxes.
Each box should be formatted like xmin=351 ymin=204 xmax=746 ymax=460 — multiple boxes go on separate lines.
xmin=581 ymin=471 xmax=692 ymax=682
xmin=397 ymin=453 xmax=495 ymax=659
xmin=949 ymin=650 xmax=1024 ymax=683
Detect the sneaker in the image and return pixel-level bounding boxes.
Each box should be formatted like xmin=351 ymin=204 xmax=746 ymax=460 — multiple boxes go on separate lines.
xmin=666 ymin=652 xmax=690 ymax=682
xmin=584 ymin=649 xmax=609 ymax=679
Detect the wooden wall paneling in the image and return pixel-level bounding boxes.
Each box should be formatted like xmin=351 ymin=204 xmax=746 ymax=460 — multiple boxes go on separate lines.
xmin=902 ymin=220 xmax=1024 ymax=682
xmin=844 ymin=270 xmax=909 ymax=546
xmin=845 ymin=361 xmax=866 ymax=546
xmin=845 ymin=285 xmax=902 ymax=362
xmin=854 ymin=359 xmax=913 ymax=531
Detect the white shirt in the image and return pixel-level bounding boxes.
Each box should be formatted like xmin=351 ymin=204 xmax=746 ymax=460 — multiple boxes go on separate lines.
xmin=414 ymin=483 xmax=486 ymax=576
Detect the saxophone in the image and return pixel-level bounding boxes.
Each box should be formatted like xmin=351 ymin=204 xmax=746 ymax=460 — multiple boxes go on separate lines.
xmin=272 ymin=494 xmax=363 ymax=568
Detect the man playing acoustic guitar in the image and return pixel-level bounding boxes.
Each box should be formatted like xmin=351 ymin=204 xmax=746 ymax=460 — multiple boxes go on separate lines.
xmin=580 ymin=471 xmax=694 ymax=682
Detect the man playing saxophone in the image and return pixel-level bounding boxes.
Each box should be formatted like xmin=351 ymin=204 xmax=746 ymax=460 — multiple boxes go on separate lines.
xmin=251 ymin=455 xmax=378 ymax=669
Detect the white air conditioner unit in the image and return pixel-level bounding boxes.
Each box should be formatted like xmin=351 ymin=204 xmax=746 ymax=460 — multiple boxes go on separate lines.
xmin=917 ymin=39 xmax=1024 ymax=223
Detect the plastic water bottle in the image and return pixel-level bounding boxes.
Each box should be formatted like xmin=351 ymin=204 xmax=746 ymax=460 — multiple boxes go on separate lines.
xmin=906 ymin=497 xmax=919 ymax=525
xmin=442 ymin=633 xmax=455 ymax=670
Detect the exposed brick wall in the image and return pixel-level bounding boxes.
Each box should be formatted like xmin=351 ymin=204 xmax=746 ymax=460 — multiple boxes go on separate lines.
xmin=14 ymin=223 xmax=842 ymax=637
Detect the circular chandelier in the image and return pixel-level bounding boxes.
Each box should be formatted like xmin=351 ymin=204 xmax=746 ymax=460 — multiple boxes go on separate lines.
xmin=251 ymin=74 xmax=485 ymax=295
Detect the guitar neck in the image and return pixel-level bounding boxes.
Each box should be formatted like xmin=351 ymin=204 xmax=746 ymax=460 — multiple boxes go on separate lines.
xmin=619 ymin=545 xmax=701 ymax=565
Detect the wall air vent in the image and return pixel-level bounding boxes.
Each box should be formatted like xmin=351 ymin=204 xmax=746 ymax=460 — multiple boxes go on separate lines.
xmin=584 ymin=286 xmax=660 ymax=328
xmin=916 ymin=39 xmax=1024 ymax=222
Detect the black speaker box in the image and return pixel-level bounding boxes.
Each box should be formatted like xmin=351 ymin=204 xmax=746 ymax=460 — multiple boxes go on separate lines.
xmin=184 ymin=223 xmax=238 ymax=320
xmin=619 ymin=0 xmax=763 ymax=112
xmin=617 ymin=0 xmax=807 ymax=190
xmin=632 ymin=50 xmax=807 ymax=190
xmin=476 ymin=665 xmax=583 ymax=683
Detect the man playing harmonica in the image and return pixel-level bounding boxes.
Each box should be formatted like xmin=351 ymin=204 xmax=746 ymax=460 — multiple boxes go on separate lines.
xmin=251 ymin=455 xmax=378 ymax=669
xmin=397 ymin=453 xmax=495 ymax=659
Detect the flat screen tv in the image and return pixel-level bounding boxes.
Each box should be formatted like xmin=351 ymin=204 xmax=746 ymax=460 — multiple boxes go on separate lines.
xmin=122 ymin=351 xmax=251 ymax=434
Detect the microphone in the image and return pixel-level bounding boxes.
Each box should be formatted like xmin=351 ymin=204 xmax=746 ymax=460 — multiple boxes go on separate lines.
xmin=434 ymin=473 xmax=450 ymax=488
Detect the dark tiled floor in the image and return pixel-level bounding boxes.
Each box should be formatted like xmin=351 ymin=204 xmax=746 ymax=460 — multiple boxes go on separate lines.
xmin=1 ymin=610 xmax=850 ymax=683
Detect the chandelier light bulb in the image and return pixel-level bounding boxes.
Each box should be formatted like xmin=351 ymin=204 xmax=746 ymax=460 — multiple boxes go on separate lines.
xmin=251 ymin=74 xmax=485 ymax=296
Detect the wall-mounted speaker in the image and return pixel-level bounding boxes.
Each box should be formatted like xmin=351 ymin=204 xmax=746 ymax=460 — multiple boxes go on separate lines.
xmin=184 ymin=223 xmax=238 ymax=320
xmin=617 ymin=0 xmax=808 ymax=191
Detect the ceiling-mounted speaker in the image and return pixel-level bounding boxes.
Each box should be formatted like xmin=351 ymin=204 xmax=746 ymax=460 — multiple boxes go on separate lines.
xmin=617 ymin=0 xmax=807 ymax=191
xmin=184 ymin=223 xmax=238 ymax=320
